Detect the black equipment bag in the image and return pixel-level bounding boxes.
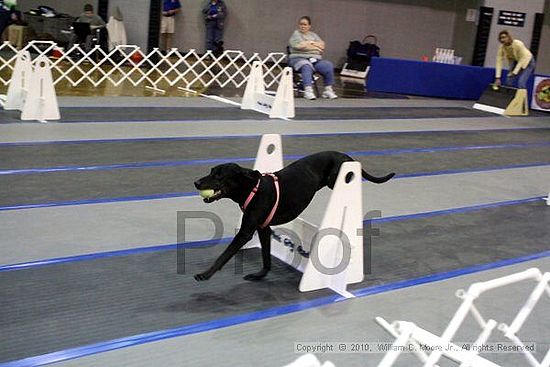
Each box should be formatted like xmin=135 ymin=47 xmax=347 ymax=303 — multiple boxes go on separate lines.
xmin=346 ymin=35 xmax=380 ymax=65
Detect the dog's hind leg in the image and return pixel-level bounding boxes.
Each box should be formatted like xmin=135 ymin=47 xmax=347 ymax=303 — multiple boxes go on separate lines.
xmin=243 ymin=227 xmax=272 ymax=281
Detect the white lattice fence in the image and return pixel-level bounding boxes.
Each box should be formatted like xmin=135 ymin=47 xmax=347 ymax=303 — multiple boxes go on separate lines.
xmin=376 ymin=267 xmax=550 ymax=367
xmin=0 ymin=41 xmax=287 ymax=92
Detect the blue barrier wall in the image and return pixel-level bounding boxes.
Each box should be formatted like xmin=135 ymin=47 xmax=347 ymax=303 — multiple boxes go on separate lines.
xmin=366 ymin=57 xmax=498 ymax=100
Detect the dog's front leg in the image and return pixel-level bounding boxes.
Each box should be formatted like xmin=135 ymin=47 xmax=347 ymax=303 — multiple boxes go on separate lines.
xmin=243 ymin=226 xmax=272 ymax=281
xmin=194 ymin=229 xmax=255 ymax=281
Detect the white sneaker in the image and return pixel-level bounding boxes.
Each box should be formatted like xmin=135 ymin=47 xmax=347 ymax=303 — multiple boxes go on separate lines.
xmin=304 ymin=86 xmax=316 ymax=100
xmin=322 ymin=86 xmax=338 ymax=99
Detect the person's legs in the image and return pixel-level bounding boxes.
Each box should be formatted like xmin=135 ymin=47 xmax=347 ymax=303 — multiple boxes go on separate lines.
xmin=212 ymin=27 xmax=224 ymax=56
xmin=84 ymin=34 xmax=93 ymax=52
xmin=315 ymin=60 xmax=337 ymax=99
xmin=288 ymin=58 xmax=314 ymax=86
xmin=214 ymin=26 xmax=224 ymax=45
xmin=314 ymin=60 xmax=334 ymax=86
xmin=288 ymin=58 xmax=316 ymax=99
xmin=160 ymin=33 xmax=166 ymax=50
xmin=165 ymin=33 xmax=173 ymax=50
xmin=98 ymin=27 xmax=108 ymax=51
xmin=505 ymin=74 xmax=518 ymax=87
xmin=205 ymin=21 xmax=216 ymax=51
xmin=504 ymin=62 xmax=518 ymax=87
xmin=517 ymin=58 xmax=536 ymax=89
xmin=160 ymin=16 xmax=169 ymax=51
xmin=300 ymin=65 xmax=315 ymax=87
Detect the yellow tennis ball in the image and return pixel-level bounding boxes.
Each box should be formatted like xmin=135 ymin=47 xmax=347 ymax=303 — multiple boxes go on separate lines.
xmin=492 ymin=85 xmax=499 ymax=91
xmin=199 ymin=189 xmax=215 ymax=199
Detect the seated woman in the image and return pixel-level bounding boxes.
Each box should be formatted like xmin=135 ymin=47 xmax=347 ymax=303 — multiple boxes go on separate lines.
xmin=288 ymin=16 xmax=337 ymax=100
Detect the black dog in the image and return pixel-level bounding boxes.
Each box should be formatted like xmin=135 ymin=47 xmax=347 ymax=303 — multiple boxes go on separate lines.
xmin=193 ymin=151 xmax=395 ymax=282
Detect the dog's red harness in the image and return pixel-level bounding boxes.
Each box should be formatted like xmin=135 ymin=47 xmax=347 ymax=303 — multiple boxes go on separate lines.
xmin=241 ymin=173 xmax=280 ymax=228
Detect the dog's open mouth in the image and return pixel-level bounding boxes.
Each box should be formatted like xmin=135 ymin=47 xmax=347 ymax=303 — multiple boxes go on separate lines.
xmin=203 ymin=189 xmax=223 ymax=203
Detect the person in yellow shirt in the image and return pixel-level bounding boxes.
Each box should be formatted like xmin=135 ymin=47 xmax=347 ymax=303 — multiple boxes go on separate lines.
xmin=494 ymin=30 xmax=535 ymax=89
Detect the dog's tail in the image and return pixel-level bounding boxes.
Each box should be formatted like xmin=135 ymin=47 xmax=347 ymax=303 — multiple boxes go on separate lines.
xmin=362 ymin=170 xmax=395 ymax=184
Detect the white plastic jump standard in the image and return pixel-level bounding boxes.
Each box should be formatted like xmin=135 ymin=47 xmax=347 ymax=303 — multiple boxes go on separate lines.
xmin=3 ymin=50 xmax=32 ymax=110
xmin=376 ymin=319 xmax=500 ymax=367
xmin=246 ymin=134 xmax=364 ymax=297
xmin=376 ymin=267 xmax=550 ymax=367
xmin=241 ymin=61 xmax=295 ymax=119
xmin=498 ymin=271 xmax=550 ymax=367
xmin=299 ymin=161 xmax=364 ymax=295
xmin=20 ymin=55 xmax=60 ymax=122
xmin=283 ymin=354 xmax=335 ymax=367
xmin=423 ymin=268 xmax=550 ymax=367
xmin=252 ymin=134 xmax=284 ymax=174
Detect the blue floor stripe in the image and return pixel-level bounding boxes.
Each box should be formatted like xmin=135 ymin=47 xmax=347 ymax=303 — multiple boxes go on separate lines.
xmin=395 ymin=162 xmax=550 ymax=179
xmin=2 ymin=250 xmax=549 ymax=367
xmin=0 ymin=238 xmax=232 ymax=272
xmin=2 ymin=142 xmax=550 ymax=176
xmin=351 ymin=250 xmax=550 ymax=298
xmin=1 ymin=162 xmax=549 ymax=212
xmin=370 ymin=196 xmax=545 ymax=224
xmin=1 ymin=196 xmax=544 ymax=273
xmin=0 ymin=191 xmax=196 ymax=212
xmin=0 ymin=294 xmax=343 ymax=367
xmin=0 ymin=134 xmax=263 ymax=147
xmin=0 ymin=127 xmax=547 ymax=147
xmin=0 ymin=157 xmax=256 ymax=176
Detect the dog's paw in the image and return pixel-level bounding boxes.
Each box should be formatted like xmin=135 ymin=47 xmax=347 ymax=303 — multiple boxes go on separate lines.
xmin=243 ymin=269 xmax=268 ymax=281
xmin=194 ymin=273 xmax=211 ymax=281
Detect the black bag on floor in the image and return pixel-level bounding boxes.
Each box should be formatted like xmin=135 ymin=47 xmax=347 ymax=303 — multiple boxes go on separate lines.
xmin=341 ymin=35 xmax=380 ymax=79
xmin=346 ymin=35 xmax=380 ymax=66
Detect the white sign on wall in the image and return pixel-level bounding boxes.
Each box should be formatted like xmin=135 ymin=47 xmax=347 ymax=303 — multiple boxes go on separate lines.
xmin=497 ymin=10 xmax=526 ymax=27
xmin=466 ymin=8 xmax=477 ymax=22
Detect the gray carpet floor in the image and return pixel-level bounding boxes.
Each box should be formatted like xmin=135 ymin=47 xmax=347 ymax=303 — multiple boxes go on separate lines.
xmin=1 ymin=145 xmax=549 ymax=207
xmin=0 ymin=107 xmax=499 ymax=123
xmin=2 ymin=129 xmax=549 ymax=169
xmin=1 ymin=96 xmax=548 ymax=367
xmin=1 ymin=200 xmax=548 ymax=363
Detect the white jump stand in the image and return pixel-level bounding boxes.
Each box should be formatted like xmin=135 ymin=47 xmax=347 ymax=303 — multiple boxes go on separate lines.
xmin=241 ymin=61 xmax=295 ymax=119
xmin=376 ymin=267 xmax=550 ymax=367
xmin=245 ymin=134 xmax=364 ymax=298
xmin=283 ymin=354 xmax=335 ymax=367
xmin=20 ymin=55 xmax=60 ymax=122
xmin=2 ymin=50 xmax=33 ymax=110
